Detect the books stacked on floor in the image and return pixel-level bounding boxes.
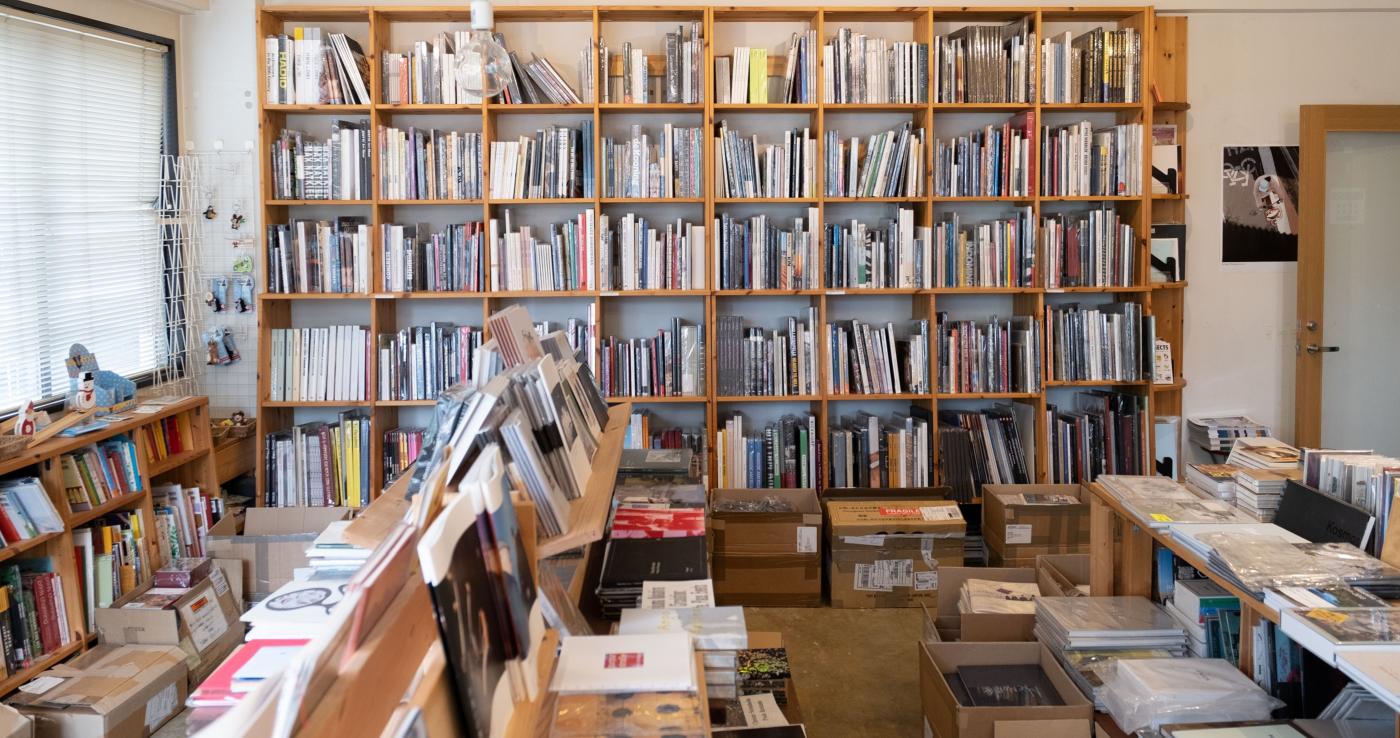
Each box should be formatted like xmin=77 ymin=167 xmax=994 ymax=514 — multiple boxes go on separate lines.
xmin=305 ymin=520 xmax=373 ymax=575
xmin=264 ymin=28 xmax=370 ymax=105
xmin=938 ymin=406 xmax=1032 ymax=502
xmin=152 ymin=484 xmax=216 ymax=559
xmin=827 ymin=411 xmax=931 ymax=489
xmin=1097 ymin=475 xmax=1252 ymax=529
xmin=716 ymin=123 xmax=816 ymax=199
xmin=380 ymin=221 xmax=486 ymax=293
xmin=618 ymin=605 xmax=746 ymax=700
xmin=824 ymin=209 xmax=931 ymax=289
xmin=596 ymin=538 xmax=707 ymax=618
xmin=1280 ymin=607 xmax=1400 ymax=665
xmin=715 ymin=412 xmax=819 ymax=490
xmin=271 ymin=122 xmax=372 ymax=200
xmin=547 ymin=634 xmax=702 ymax=734
xmin=0 ymin=477 xmax=64 ymax=543
xmin=1045 ymin=303 xmax=1149 ymax=382
xmin=936 ymin=314 xmax=1041 ymax=394
xmin=378 ymin=324 xmax=484 ymax=401
xmin=1186 ymin=415 xmax=1271 ymax=454
xmin=934 ymin=20 xmax=1036 ymax=104
xmin=1227 ymin=436 xmax=1301 ymax=470
xmin=1040 ymin=27 xmax=1141 ymax=104
xmin=59 ymin=437 xmax=143 ymax=511
xmin=1162 ymin=579 xmax=1241 ymax=660
xmin=600 ymin=214 xmax=705 ymax=291
xmin=491 ymin=210 xmax=596 ymax=292
xmin=0 ymin=558 xmax=71 ymax=675
xmin=1185 ymin=463 xmax=1241 ymax=501
xmin=267 ymin=218 xmax=370 ymax=294
xmin=1041 ymin=206 xmax=1136 ymax=287
xmin=377 ymin=126 xmax=482 ymax=201
xmin=959 ymin=579 xmax=1039 ymax=615
xmin=716 ymin=311 xmax=819 ymax=397
xmin=824 ymin=124 xmax=925 ymax=197
xmin=263 ymin=413 xmax=372 ymax=508
xmin=717 ymin=211 xmax=820 ymax=290
xmin=599 ymin=24 xmax=703 ymax=104
xmin=1046 ymin=392 xmax=1149 ymax=483
xmin=823 ymin=28 xmax=928 ymax=104
xmin=1039 ymin=122 xmax=1142 ymax=197
xmin=601 ymin=124 xmax=704 ymax=198
xmin=488 ymin=123 xmax=594 ymax=199
xmin=933 ymin=209 xmax=1037 ymax=288
xmin=717 ymin=29 xmax=817 ymax=105
xmin=933 ymin=115 xmax=1036 ymax=197
xmin=1233 ymin=468 xmax=1299 ymax=521
xmin=599 ymin=320 xmax=705 ymax=399
xmin=825 ymin=319 xmax=930 ymax=395
xmin=1036 ymin=596 xmax=1187 ymax=708
xmin=382 ymin=427 xmax=424 ymax=485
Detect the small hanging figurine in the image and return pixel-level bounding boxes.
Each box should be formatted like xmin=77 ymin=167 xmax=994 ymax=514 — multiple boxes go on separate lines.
xmin=203 ymin=204 xmax=217 ymax=220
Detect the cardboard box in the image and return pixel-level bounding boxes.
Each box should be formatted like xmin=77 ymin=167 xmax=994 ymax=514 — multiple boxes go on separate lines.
xmin=205 ymin=506 xmax=350 ymax=600
xmin=7 ymin=645 xmax=188 ymax=738
xmin=918 ymin=641 xmax=1092 ymax=738
xmin=1036 ymin=554 xmax=1091 ymax=598
xmin=821 ymin=486 xmax=954 ymax=501
xmin=982 ymin=485 xmax=1091 ymax=567
xmin=710 ymin=489 xmax=822 ymax=607
xmin=826 ymin=499 xmax=965 ymax=608
xmin=95 ymin=572 xmax=245 ymax=688
xmin=937 ymin=566 xmax=1040 ymax=642
xmin=0 ymin=705 xmax=31 ymax=738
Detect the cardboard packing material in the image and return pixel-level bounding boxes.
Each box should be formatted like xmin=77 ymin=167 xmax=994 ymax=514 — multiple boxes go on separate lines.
xmin=1036 ymin=554 xmax=1091 ymax=598
xmin=204 ymin=506 xmax=350 ymax=600
xmin=982 ymin=485 xmax=1090 ymax=567
xmin=710 ymin=489 xmax=822 ymax=607
xmin=0 ymin=705 xmax=32 ymax=738
xmin=95 ymin=571 xmax=244 ymax=688
xmin=937 ymin=566 xmax=1040 ymax=642
xmin=826 ymin=499 xmax=965 ymax=608
xmin=7 ymin=645 xmax=188 ymax=738
xmin=919 ymin=641 xmax=1092 ymax=738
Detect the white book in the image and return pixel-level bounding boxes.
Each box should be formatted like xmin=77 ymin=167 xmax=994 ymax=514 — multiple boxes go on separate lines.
xmin=551 ymin=632 xmax=695 ymax=694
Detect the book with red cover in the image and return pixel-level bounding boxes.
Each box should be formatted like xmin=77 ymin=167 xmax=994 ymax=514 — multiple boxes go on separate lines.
xmin=608 ymin=507 xmax=706 ymax=538
xmin=188 ymin=638 xmax=310 ymax=707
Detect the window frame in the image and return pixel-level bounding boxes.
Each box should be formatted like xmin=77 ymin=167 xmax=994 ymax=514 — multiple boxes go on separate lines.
xmin=0 ymin=0 xmax=180 ymax=415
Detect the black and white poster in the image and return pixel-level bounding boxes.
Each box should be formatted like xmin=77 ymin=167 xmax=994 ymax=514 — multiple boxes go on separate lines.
xmin=1222 ymin=146 xmax=1300 ymax=263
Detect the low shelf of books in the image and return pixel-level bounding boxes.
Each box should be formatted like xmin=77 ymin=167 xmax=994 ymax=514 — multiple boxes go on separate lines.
xmin=255 ymin=5 xmax=1187 ymax=523
xmin=0 ymin=396 xmax=219 ymax=695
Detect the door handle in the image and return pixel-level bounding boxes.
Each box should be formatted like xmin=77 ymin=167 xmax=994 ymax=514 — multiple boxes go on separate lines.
xmin=1306 ymin=344 xmax=1341 ymax=354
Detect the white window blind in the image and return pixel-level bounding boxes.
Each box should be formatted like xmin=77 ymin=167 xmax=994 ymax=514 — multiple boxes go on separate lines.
xmin=0 ymin=8 xmax=171 ymax=411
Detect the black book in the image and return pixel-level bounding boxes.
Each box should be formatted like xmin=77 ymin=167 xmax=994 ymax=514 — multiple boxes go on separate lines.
xmin=617 ymin=448 xmax=694 ymax=479
xmin=1275 ymin=480 xmax=1376 ymax=550
xmin=598 ymin=536 xmax=708 ymax=589
xmin=957 ymin=664 xmax=1065 ymax=707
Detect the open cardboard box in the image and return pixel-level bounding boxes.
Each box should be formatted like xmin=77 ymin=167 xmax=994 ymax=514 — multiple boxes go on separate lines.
xmin=1036 ymin=554 xmax=1091 ymax=598
xmin=205 ymin=506 xmax=350 ymax=601
xmin=710 ymin=489 xmax=822 ymax=607
xmin=7 ymin=645 xmax=188 ymax=738
xmin=95 ymin=569 xmax=244 ymax=688
xmin=983 ymin=485 xmax=1091 ymax=567
xmin=919 ymin=641 xmax=1092 ymax=738
xmin=937 ymin=566 xmax=1040 ymax=642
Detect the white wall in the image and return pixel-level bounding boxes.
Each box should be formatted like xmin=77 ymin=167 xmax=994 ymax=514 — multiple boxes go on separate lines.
xmin=174 ymin=2 xmax=1400 ymax=432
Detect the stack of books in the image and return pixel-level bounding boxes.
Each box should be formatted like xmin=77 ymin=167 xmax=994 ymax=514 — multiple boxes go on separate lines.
xmin=1186 ymin=415 xmax=1271 ymax=454
xmin=377 ymin=127 xmax=482 ymax=201
xmin=715 ymin=413 xmax=819 ymax=490
xmin=490 ymin=210 xmax=597 ymax=292
xmin=737 ymin=647 xmax=792 ymax=705
xmin=1097 ymin=475 xmax=1252 ymax=529
xmin=1263 ymin=583 xmax=1387 ymax=612
xmin=305 ymin=521 xmax=373 ymax=576
xmin=933 ymin=115 xmax=1036 ymax=197
xmin=716 ymin=123 xmax=816 ymax=199
xmin=936 ymin=314 xmax=1041 ymax=394
xmin=264 ymin=28 xmax=370 ymax=105
xmin=1162 ymin=578 xmax=1241 ymax=660
xmin=1280 ymin=607 xmax=1400 ymax=665
xmin=268 ymin=218 xmax=370 ymax=294
xmin=1041 ymin=206 xmax=1136 ymax=288
xmin=596 ymin=537 xmax=708 ymax=619
xmin=1040 ymin=27 xmax=1141 ymax=104
xmin=716 ymin=211 xmax=820 ymax=291
xmin=1233 ymin=468 xmax=1299 ymax=521
xmin=1228 ymin=437 xmax=1302 ymax=471
xmin=599 ymin=320 xmax=705 ymax=399
xmin=271 ymin=122 xmax=371 ymax=200
xmin=825 ymin=319 xmax=930 ymax=395
xmin=0 ymin=478 xmax=65 ymax=544
xmin=617 ymin=606 xmax=747 ymax=700
xmin=933 ymin=209 xmax=1036 ymax=288
xmin=489 ymin=123 xmax=594 ymax=199
xmin=377 ymin=324 xmax=484 ymax=401
xmin=716 ymin=311 xmax=820 ymax=397
xmin=827 ymin=411 xmax=931 ymax=490
xmin=823 ymin=28 xmax=928 ymax=104
xmin=1185 ymin=463 xmax=1242 ymax=501
xmin=547 ymin=634 xmax=701 ymax=733
xmin=934 ymin=20 xmax=1036 ymax=104
xmin=824 ymin=124 xmax=925 ymax=197
xmin=601 ymin=124 xmax=704 ymax=198
xmin=380 ymin=221 xmax=487 ymax=293
xmin=600 ymin=214 xmax=705 ymax=291
xmin=263 ymin=413 xmax=372 ymax=508
xmin=824 ymin=210 xmax=931 ymax=289
xmin=1036 ymin=596 xmax=1187 ymax=707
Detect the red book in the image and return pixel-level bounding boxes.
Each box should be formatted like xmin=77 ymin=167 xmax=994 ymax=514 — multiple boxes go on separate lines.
xmin=0 ymin=505 xmax=20 ymax=545
xmin=103 ymin=450 xmax=129 ymax=495
xmin=188 ymin=639 xmax=310 ymax=707
xmin=28 ymin=574 xmax=58 ymax=656
xmin=608 ymin=507 xmax=705 ymax=539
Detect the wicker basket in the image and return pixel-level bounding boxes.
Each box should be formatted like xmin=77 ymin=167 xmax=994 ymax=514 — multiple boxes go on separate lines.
xmin=212 ymin=419 xmax=255 ymax=442
xmin=0 ymin=436 xmax=28 ymax=463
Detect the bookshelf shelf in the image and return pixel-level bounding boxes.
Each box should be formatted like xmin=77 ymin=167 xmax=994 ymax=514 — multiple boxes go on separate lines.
xmin=375 ymin=103 xmax=481 ymax=113
xmin=487 ymin=198 xmax=593 ymax=205
xmin=487 ymin=103 xmax=594 ymax=114
xmin=265 ymin=104 xmax=370 ymax=113
xmin=828 ymin=393 xmax=931 ymax=401
xmin=376 ymin=199 xmax=484 ymax=206
xmin=823 ymin=102 xmax=925 ymax=112
xmin=266 ymin=199 xmax=372 ymax=206
xmin=0 ymin=532 xmax=64 ymax=564
xmin=715 ymin=395 xmax=821 ymax=403
xmin=598 ymin=289 xmax=708 ymax=297
xmin=379 ymin=291 xmax=489 ymax=299
xmin=260 ymin=292 xmax=372 ymax=301
xmin=1039 ymin=102 xmax=1142 ymax=111
xmin=67 ymin=491 xmax=149 ymax=528
xmin=935 ymin=392 xmax=1039 ymax=400
xmin=1046 ymin=286 xmax=1151 ymax=293
xmin=1044 ymin=380 xmax=1148 ymax=387
xmin=931 ymin=286 xmax=1041 ymax=294
xmin=375 ymin=400 xmax=437 ymax=407
xmin=261 ymin=400 xmax=374 ymax=408
xmin=1155 ymin=100 xmax=1190 ymax=111
xmin=605 ymin=396 xmax=707 ymax=404
xmin=1039 ymin=195 xmax=1141 ymax=202
xmin=598 ymin=103 xmax=706 ymax=112
xmin=598 ymin=197 xmax=706 ymax=204
xmin=825 ymin=288 xmax=922 ymax=296
xmin=1152 ymin=281 xmax=1188 ymax=290
xmin=930 ymin=196 xmax=1034 ymax=203
xmin=146 ymin=446 xmax=211 ymax=478
xmin=0 ymin=642 xmax=85 ymax=697
xmin=490 ymin=289 xmax=594 ymax=298
xmin=713 ymin=103 xmax=818 ymax=112
xmin=930 ymin=103 xmax=1034 ymax=112
xmin=714 ymin=197 xmax=818 ymax=204
xmin=1152 ymin=193 xmax=1188 ymax=200
xmin=823 ymin=196 xmax=925 ymax=203
xmin=715 ymin=288 xmax=822 ymax=296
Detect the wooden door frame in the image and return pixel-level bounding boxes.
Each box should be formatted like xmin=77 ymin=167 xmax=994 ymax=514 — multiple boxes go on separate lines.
xmin=1295 ymin=105 xmax=1400 ymax=448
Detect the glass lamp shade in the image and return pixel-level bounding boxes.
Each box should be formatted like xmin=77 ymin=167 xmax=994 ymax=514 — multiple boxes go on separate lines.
xmin=456 ymin=29 xmax=511 ymax=99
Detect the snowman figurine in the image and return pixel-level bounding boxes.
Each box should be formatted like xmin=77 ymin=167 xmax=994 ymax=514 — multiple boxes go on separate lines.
xmin=74 ymin=372 xmax=97 ymax=412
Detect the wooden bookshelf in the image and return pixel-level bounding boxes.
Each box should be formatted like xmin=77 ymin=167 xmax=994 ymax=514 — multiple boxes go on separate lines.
xmin=255 ymin=5 xmax=1186 ymax=504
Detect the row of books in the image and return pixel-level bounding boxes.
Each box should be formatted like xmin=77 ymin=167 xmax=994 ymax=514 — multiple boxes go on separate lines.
xmin=933 ymin=208 xmax=1036 ymax=288
xmin=826 ymin=319 xmax=930 ymax=396
xmin=381 ymin=221 xmax=487 ymax=293
xmin=824 ymin=209 xmax=930 ymax=289
xmin=934 ymin=20 xmax=1036 ymax=104
xmin=0 ymin=559 xmax=69 ymax=676
xmin=715 ymin=413 xmax=820 ymax=490
xmin=0 ymin=478 xmax=64 ymax=545
xmin=59 ymin=437 xmax=142 ymax=512
xmin=268 ymin=326 xmax=370 ymax=403
xmin=264 ymin=412 xmax=372 ymax=508
xmin=378 ymin=127 xmax=482 ymax=201
xmin=599 ymin=24 xmax=704 ymax=104
xmin=598 ymin=320 xmax=705 ymax=399
xmin=263 ymin=28 xmax=369 ymax=105
xmin=1046 ymin=302 xmax=1150 ymax=383
xmin=142 ymin=414 xmax=195 ymax=463
xmin=600 ymin=214 xmax=704 ymax=291
xmin=383 ymin=427 xmax=425 ymax=485
xmin=500 ymin=43 xmax=586 ymax=105
xmin=1041 ymin=121 xmax=1143 ymax=197
xmin=267 ymin=218 xmax=370 ymax=294
xmin=939 ymin=405 xmax=1033 ymax=501
xmin=377 ymin=324 xmax=486 ymax=401
xmin=1046 ymin=390 xmax=1149 ymax=483
xmin=936 ymin=314 xmax=1042 ymax=394
xmin=272 ymin=123 xmax=372 ymax=201
xmin=934 ymin=115 xmax=1036 ymax=197
xmin=1041 ymin=27 xmax=1141 ymax=104
xmin=379 ymin=32 xmax=477 ymax=105
xmin=72 ymin=512 xmax=146 ymax=632
xmin=489 ymin=123 xmax=595 ymax=199
xmin=601 ymin=124 xmax=704 ymax=199
xmin=716 ymin=30 xmax=818 ymax=105
xmin=152 ymin=483 xmax=216 ymax=562
xmin=715 ymin=123 xmax=816 ymax=199
xmin=715 ymin=211 xmax=820 ymax=291
xmin=622 ymin=412 xmax=707 ymax=472
xmin=1042 ymin=206 xmax=1136 ymax=288
xmin=824 ymin=124 xmax=925 ymax=198
xmin=829 ymin=411 xmax=932 ymax=489
xmin=493 ymin=210 xmax=597 ymax=292
xmin=824 ymin=28 xmax=928 ymax=104
xmin=715 ymin=311 xmax=820 ymax=398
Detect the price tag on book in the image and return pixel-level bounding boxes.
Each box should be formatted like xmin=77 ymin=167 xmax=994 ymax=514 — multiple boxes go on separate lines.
xmin=1305 ymin=608 xmax=1350 ymax=625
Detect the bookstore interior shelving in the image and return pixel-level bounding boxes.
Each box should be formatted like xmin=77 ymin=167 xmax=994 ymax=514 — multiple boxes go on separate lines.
xmin=255 ymin=5 xmax=1189 ymax=506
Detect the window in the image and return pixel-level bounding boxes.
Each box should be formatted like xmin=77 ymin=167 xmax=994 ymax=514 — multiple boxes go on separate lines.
xmin=0 ymin=6 xmax=174 ymax=411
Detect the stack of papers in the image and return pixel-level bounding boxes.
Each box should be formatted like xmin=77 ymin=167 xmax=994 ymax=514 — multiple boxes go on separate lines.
xmin=1169 ymin=522 xmax=1306 ymax=561
xmin=958 ymin=579 xmax=1039 ymax=615
xmin=1263 ymin=584 xmax=1388 ymax=612
xmin=1035 ymin=597 xmax=1187 ymax=654
xmin=1098 ymin=475 xmax=1254 ymax=529
xmin=1199 ymin=535 xmax=1400 ymax=599
xmin=618 ymin=606 xmax=746 ymax=700
xmin=1233 ymin=468 xmax=1301 ymax=521
xmin=1187 ymin=415 xmax=1270 ymax=453
xmin=1227 ymin=437 xmax=1301 ymax=471
xmin=1185 ymin=463 xmax=1241 ymax=501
